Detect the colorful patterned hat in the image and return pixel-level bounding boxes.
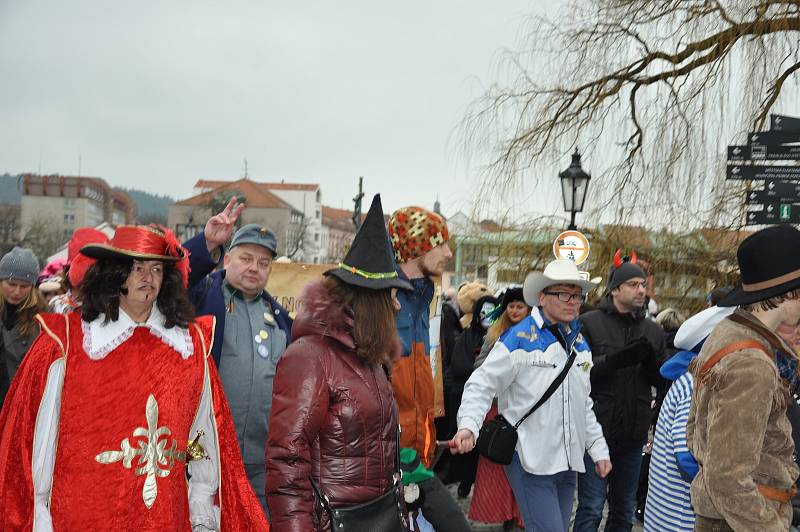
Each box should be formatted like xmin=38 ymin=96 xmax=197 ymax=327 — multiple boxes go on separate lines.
xmin=387 ymin=206 xmax=450 ymax=263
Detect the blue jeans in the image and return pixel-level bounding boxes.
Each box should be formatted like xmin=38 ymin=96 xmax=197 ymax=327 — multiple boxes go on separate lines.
xmin=504 ymin=452 xmax=577 ymax=532
xmin=573 ymin=448 xmax=643 ymax=532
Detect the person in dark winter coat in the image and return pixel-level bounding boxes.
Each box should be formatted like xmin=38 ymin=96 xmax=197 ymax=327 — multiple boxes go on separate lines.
xmin=449 ymin=294 xmax=499 ymax=429
xmin=266 ymin=195 xmax=412 ymax=532
xmin=574 ymin=253 xmax=667 ymax=532
xmin=0 ymin=247 xmax=44 ymax=408
xmin=443 ymin=293 xmax=498 ymax=495
xmin=440 ymin=286 xmax=463 ymax=372
xmin=436 ymin=286 xmax=463 ymax=444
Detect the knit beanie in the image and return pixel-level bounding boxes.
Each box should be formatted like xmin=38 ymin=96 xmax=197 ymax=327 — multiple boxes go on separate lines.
xmin=608 ymin=261 xmax=646 ymax=291
xmin=0 ymin=247 xmax=40 ymax=285
xmin=387 ymin=207 xmax=450 ymax=263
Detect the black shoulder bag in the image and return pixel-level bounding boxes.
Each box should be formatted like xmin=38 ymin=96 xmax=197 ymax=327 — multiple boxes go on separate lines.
xmin=309 ymin=425 xmax=409 ymax=531
xmin=476 ymin=346 xmax=578 ymax=465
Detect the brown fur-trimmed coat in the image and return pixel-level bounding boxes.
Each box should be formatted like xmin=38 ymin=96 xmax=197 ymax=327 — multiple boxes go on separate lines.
xmin=687 ymin=310 xmax=799 ymax=531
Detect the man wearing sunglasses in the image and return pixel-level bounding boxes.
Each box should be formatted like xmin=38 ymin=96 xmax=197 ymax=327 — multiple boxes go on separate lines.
xmin=574 ymin=253 xmax=667 ymax=532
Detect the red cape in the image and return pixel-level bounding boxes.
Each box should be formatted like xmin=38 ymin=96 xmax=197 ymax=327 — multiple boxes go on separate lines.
xmin=0 ymin=312 xmax=268 ymax=531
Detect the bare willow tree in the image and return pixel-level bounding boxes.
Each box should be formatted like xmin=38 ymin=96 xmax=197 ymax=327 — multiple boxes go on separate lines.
xmin=465 ymin=0 xmax=800 ymax=229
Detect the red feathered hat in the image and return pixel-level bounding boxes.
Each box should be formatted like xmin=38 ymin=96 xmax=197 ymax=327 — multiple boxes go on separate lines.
xmin=80 ymin=225 xmax=190 ymax=286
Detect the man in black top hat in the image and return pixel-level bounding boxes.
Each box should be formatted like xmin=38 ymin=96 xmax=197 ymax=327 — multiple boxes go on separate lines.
xmin=574 ymin=251 xmax=666 ymax=532
xmin=687 ymin=225 xmax=800 ymax=531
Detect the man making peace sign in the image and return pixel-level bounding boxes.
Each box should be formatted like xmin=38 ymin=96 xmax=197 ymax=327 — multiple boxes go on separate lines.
xmin=183 ymin=198 xmax=292 ymax=519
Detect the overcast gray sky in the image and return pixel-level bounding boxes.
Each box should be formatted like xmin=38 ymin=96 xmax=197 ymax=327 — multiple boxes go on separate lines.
xmin=0 ymin=1 xmax=545 ymax=216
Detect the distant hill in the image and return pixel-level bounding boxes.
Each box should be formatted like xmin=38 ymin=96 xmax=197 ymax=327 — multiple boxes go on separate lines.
xmin=0 ymin=174 xmax=22 ymax=204
xmin=115 ymin=187 xmax=175 ymax=224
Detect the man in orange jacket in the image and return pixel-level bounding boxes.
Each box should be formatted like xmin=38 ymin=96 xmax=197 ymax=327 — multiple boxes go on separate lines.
xmin=389 ymin=206 xmax=471 ymax=531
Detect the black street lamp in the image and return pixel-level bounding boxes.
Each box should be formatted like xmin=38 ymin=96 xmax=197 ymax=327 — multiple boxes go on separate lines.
xmin=559 ymin=148 xmax=591 ymax=230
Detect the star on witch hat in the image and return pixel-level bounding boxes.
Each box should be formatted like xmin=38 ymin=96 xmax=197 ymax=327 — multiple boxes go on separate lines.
xmin=325 ymin=194 xmax=413 ymax=291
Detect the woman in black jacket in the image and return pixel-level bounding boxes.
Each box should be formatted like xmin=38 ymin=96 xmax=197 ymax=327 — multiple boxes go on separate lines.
xmin=444 ymin=294 xmax=498 ymax=495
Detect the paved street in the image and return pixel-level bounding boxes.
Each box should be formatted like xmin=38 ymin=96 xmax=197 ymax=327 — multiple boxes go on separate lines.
xmin=449 ymin=484 xmax=645 ymax=531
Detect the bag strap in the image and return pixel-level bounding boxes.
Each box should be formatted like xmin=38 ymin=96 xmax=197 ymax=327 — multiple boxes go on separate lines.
xmin=696 ymin=339 xmax=770 ymax=388
xmin=309 ymin=475 xmax=333 ymax=513
xmin=514 ymin=342 xmax=579 ymax=429
xmin=395 ymin=424 xmax=402 ymax=484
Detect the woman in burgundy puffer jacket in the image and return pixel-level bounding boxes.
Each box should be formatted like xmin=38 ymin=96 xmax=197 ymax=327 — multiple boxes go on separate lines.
xmin=265 ymin=274 xmax=405 ymax=531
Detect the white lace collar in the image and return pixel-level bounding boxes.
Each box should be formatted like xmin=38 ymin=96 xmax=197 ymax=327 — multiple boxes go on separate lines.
xmin=82 ymin=305 xmax=193 ymax=360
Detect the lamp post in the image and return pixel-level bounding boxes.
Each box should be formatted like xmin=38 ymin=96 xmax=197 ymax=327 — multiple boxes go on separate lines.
xmin=559 ymin=148 xmax=591 ymax=230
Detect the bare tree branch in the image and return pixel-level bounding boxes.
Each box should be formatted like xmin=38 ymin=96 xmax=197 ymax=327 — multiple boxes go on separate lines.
xmin=463 ymin=0 xmax=800 ymax=231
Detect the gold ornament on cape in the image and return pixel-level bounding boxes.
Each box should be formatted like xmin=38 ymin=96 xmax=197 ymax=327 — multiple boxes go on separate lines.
xmin=95 ymin=394 xmax=187 ymax=509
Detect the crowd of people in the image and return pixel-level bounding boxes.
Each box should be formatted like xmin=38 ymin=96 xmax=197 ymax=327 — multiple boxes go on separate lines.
xmin=0 ymin=194 xmax=799 ymax=532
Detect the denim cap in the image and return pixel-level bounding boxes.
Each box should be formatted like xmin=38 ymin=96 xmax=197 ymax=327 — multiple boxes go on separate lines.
xmin=230 ymin=224 xmax=278 ymax=256
xmin=0 ymin=247 xmax=40 ymax=285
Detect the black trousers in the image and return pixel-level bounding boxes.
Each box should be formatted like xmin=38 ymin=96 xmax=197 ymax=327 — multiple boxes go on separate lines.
xmin=417 ymin=476 xmax=472 ymax=532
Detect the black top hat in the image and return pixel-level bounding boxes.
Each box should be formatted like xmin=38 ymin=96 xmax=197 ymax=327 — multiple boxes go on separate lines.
xmin=325 ymin=194 xmax=413 ymax=291
xmin=718 ymin=225 xmax=800 ymax=307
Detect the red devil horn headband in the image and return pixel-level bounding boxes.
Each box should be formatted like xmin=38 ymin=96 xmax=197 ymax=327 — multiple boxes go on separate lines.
xmin=613 ymin=249 xmax=623 ymax=268
xmin=613 ymin=249 xmax=638 ymax=267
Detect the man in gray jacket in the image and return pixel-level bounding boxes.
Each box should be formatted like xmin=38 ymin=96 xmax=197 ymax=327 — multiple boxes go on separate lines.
xmin=184 ymin=198 xmax=291 ymax=519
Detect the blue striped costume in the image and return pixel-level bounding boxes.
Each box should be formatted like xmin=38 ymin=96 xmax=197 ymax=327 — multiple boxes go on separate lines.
xmin=644 ymin=371 xmax=696 ymax=531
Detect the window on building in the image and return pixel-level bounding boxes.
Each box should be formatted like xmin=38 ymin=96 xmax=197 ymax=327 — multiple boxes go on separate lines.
xmin=63 ymin=213 xmax=75 ymax=225
xmin=314 ymin=233 xmax=319 ymax=242
xmin=316 ymin=190 xmax=321 ymax=203
xmin=316 ymin=210 xmax=321 ymax=219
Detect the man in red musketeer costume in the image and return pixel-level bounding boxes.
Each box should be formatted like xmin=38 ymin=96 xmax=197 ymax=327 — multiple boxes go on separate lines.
xmin=0 ymin=225 xmax=269 ymax=531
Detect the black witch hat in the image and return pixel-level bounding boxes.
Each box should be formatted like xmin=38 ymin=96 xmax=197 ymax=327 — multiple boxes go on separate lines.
xmin=325 ymin=194 xmax=413 ymax=291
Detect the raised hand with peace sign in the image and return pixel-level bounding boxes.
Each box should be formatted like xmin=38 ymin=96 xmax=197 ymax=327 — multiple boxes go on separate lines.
xmin=204 ymin=197 xmax=245 ymax=253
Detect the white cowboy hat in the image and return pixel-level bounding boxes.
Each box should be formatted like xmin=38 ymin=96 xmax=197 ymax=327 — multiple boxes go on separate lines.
xmin=523 ymin=259 xmax=599 ymax=306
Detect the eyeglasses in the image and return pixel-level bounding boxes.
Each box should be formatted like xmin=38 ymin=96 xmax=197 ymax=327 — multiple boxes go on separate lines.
xmin=621 ymin=280 xmax=648 ymax=289
xmin=542 ymin=291 xmax=586 ymax=303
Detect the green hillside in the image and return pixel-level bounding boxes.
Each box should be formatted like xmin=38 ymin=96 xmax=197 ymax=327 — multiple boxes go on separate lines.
xmin=115 ymin=187 xmax=175 ymax=224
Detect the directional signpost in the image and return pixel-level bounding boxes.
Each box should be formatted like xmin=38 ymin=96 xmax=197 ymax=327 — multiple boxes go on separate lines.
xmin=727 ymin=114 xmax=800 ymax=225
xmin=745 ymin=203 xmax=800 ymax=225
xmin=728 ymin=144 xmax=800 ymax=161
xmin=771 ymin=114 xmax=800 ymax=132
xmin=745 ymin=182 xmax=800 ymax=201
xmin=727 ymin=164 xmax=800 ymax=180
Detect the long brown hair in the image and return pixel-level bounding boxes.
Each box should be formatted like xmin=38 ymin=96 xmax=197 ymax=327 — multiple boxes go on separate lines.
xmin=485 ymin=312 xmax=514 ymax=347
xmin=323 ymin=276 xmax=397 ymax=365
xmin=0 ymin=282 xmax=46 ymax=337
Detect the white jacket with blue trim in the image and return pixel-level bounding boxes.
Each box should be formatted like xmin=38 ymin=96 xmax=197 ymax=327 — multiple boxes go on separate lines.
xmin=457 ymin=307 xmax=609 ymax=475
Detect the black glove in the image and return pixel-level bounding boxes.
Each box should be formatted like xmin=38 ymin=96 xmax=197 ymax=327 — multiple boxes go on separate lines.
xmin=606 ymin=338 xmax=655 ymax=369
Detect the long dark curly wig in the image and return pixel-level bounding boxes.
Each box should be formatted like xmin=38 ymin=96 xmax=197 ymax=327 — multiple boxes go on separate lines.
xmin=80 ymin=257 xmax=194 ymax=328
